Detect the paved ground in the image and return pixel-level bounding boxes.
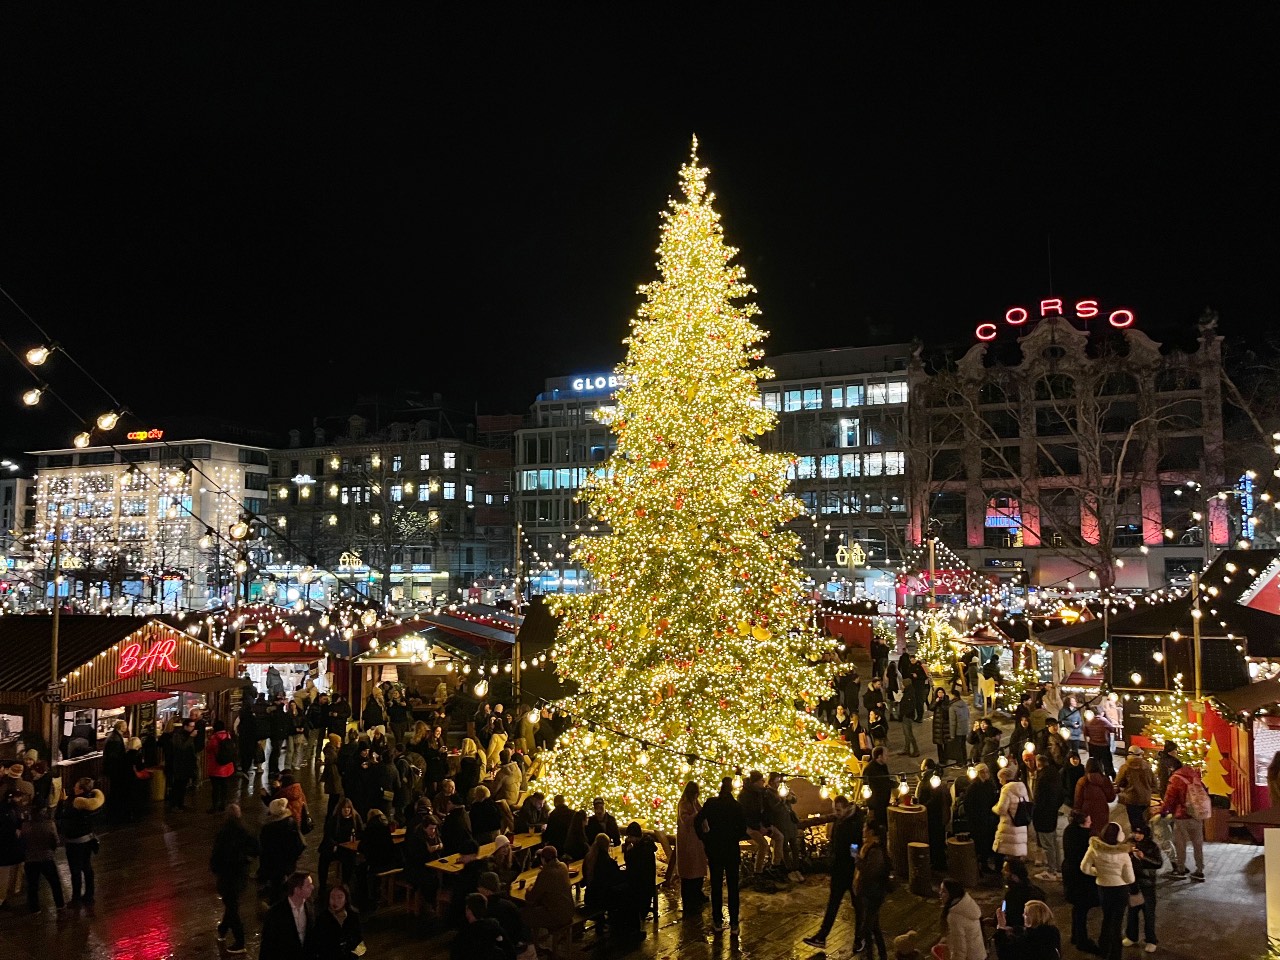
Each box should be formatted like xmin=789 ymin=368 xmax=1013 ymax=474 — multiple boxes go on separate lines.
xmin=0 ymin=663 xmax=1270 ymax=958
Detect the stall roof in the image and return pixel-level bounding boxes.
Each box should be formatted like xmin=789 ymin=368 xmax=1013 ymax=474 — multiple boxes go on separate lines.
xmin=1037 ymin=549 xmax=1280 ymax=656
xmin=1214 ymin=677 xmax=1280 ymax=715
xmin=0 ymin=614 xmax=157 ymax=693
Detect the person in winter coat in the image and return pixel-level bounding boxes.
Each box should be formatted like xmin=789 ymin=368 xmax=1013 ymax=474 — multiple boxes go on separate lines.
xmin=0 ymin=788 xmax=26 ymax=908
xmin=21 ymin=804 xmax=65 ymax=912
xmin=938 ymin=877 xmax=987 ymax=960
xmin=454 ymin=737 xmax=484 ymax=801
xmin=210 ymin=803 xmax=261 ymax=953
xmin=947 ymin=693 xmax=971 ymax=765
xmin=1030 ymin=754 xmax=1065 ymax=881
xmin=103 ymin=719 xmax=129 ymax=824
xmin=968 ymin=718 xmax=1003 ymax=769
xmin=993 ymin=899 xmax=1062 ymax=960
xmin=1061 ymin=810 xmax=1100 ymax=953
xmin=361 ymin=692 xmax=386 ymax=732
xmin=55 ymin=776 xmax=102 ymax=906
xmin=320 ymin=796 xmax=364 ymax=893
xmin=1123 ymin=819 xmax=1162 ymax=951
xmin=259 ymin=796 xmax=305 ymax=904
xmin=315 ymin=883 xmax=365 ymax=960
xmin=1159 ymin=762 xmax=1208 ymax=879
xmin=165 ymin=717 xmax=198 ymax=810
xmin=675 ymin=780 xmax=708 ymax=910
xmin=1058 ymin=696 xmax=1085 ymax=756
xmin=992 ymin=764 xmax=1030 ymax=866
xmin=205 ymin=719 xmax=236 ymax=814
xmin=122 ymin=737 xmax=148 ymax=821
xmin=1073 ymin=758 xmax=1116 ymax=837
xmin=236 ymin=693 xmax=262 ymax=776
xmin=520 ymin=845 xmax=576 ymax=937
xmin=854 ymin=821 xmax=892 ymax=960
xmin=1114 ymin=746 xmax=1158 ymax=831
xmin=803 ymin=794 xmax=864 ymax=950
xmin=697 ymin=775 xmax=748 ymax=932
xmin=322 ymin=733 xmax=345 ymax=824
xmin=930 ymin=689 xmax=953 ymax=764
xmin=915 ymin=759 xmax=951 ymax=871
xmin=964 ymin=763 xmax=1000 ymax=874
xmin=1081 ymin=821 xmax=1135 ymax=960
xmin=1156 ymin=740 xmax=1182 ymax=795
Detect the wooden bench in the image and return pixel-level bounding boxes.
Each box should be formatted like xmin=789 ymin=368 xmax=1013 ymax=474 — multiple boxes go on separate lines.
xmin=375 ymin=867 xmax=406 ymax=911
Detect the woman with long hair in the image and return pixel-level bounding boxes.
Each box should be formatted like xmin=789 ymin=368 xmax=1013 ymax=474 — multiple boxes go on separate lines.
xmin=320 ymin=796 xmax=364 ymax=892
xmin=1081 ymin=821 xmax=1135 ymax=960
xmin=994 ymin=899 xmax=1062 ymax=960
xmin=676 ymin=780 xmax=708 ymax=910
xmin=455 ymin=737 xmax=483 ymax=800
xmin=315 ymin=882 xmax=364 ymax=960
xmin=583 ymin=830 xmax=623 ymax=921
xmin=939 ymin=877 xmax=987 ymax=960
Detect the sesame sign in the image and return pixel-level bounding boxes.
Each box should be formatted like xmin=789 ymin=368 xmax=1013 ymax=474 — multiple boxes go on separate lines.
xmin=975 ymin=299 xmax=1135 ymax=342
xmin=116 ymin=638 xmax=180 ymax=677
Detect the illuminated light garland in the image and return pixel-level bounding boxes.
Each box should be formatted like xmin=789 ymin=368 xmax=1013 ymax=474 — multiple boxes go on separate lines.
xmin=536 ymin=140 xmax=856 ymax=831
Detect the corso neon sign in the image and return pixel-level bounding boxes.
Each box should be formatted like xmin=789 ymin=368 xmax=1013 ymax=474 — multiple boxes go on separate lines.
xmin=975 ymin=299 xmax=1135 ymax=342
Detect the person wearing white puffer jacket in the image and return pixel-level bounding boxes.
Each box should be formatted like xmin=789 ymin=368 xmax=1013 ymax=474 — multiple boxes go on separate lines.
xmin=992 ymin=764 xmax=1030 ymax=868
xmin=1081 ymin=821 xmax=1135 ymax=960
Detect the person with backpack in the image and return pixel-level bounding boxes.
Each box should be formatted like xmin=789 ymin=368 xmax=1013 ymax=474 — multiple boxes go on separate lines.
xmin=1159 ymin=762 xmax=1210 ymax=880
xmin=992 ymin=763 xmax=1031 ymax=871
xmin=207 ymin=719 xmax=237 ymax=814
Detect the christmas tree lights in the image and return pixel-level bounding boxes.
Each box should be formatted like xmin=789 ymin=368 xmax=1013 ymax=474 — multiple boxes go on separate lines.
xmin=539 ymin=140 xmax=853 ymax=830
xmin=1144 ymin=674 xmax=1208 ymax=768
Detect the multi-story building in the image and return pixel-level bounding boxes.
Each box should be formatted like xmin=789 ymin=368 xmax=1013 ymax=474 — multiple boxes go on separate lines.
xmin=0 ymin=461 xmax=36 ymax=607
xmin=907 ymin=306 xmax=1228 ymax=591
xmin=514 ymin=346 xmax=915 ymax=605
xmin=268 ymin=408 xmax=513 ymax=604
xmin=26 ymin=433 xmax=271 ymax=611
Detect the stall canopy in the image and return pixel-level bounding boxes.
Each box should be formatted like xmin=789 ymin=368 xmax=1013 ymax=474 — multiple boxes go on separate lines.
xmin=0 ymin=615 xmax=243 ymax=710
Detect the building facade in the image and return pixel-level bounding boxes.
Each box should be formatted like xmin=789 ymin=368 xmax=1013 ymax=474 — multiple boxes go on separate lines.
xmin=907 ymin=310 xmax=1228 ymax=591
xmin=26 ymin=435 xmax=271 ymax=611
xmin=514 ymin=346 xmax=915 ymax=604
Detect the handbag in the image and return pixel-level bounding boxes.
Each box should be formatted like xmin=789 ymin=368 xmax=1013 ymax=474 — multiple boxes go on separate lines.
xmin=1011 ymin=797 xmax=1034 ymax=828
xmin=301 ymin=808 xmax=314 ymax=835
xmin=1128 ymin=887 xmax=1145 ymax=907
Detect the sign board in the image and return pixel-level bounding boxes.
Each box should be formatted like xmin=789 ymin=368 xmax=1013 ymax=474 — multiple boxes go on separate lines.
xmin=1123 ymin=698 xmax=1177 ymax=745
xmin=985 ymin=558 xmax=1025 ymax=569
xmin=42 ymin=683 xmax=63 ymax=704
xmin=974 ymin=298 xmax=1136 ymax=342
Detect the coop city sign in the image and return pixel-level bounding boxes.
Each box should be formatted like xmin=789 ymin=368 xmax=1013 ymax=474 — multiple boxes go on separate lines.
xmin=974 ymin=299 xmax=1136 ymax=342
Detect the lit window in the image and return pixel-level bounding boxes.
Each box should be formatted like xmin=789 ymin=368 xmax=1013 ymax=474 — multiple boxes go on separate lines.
xmin=784 ymin=390 xmax=802 ymax=412
xmin=797 ymin=456 xmax=817 ymax=479
xmin=444 ymin=452 xmax=457 ymax=469
xmin=821 ymin=455 xmax=840 ymax=478
xmin=485 ymin=493 xmax=494 ymax=505
xmin=390 ymin=485 xmax=403 ymax=502
xmin=762 ymin=391 xmax=781 ymax=412
xmin=392 ymin=456 xmax=402 ymax=472
xmin=841 ymin=418 xmax=861 ymax=447
xmin=887 ymin=379 xmax=908 ymax=404
xmin=867 ymin=382 xmax=888 ymax=405
xmin=465 ymin=484 xmax=474 ymax=503
xmin=418 ymin=485 xmax=429 ymax=502
xmin=842 ymin=454 xmax=861 ymax=477
xmin=845 ymin=384 xmax=865 ymax=406
xmin=444 ymin=482 xmax=456 ymax=500
xmin=419 ymin=453 xmax=430 ymax=470
xmin=803 ymin=388 xmax=822 ymax=410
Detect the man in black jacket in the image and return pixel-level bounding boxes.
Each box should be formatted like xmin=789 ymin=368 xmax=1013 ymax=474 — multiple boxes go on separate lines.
xmin=740 ymin=771 xmax=783 ymax=877
xmin=210 ymin=803 xmax=260 ymax=954
xmin=803 ymin=795 xmax=865 ymax=949
xmin=451 ymin=892 xmax=516 ymax=960
xmin=259 ymin=871 xmax=316 ymax=960
xmin=697 ymin=776 xmax=748 ymax=934
xmin=585 ymin=796 xmax=621 ymax=845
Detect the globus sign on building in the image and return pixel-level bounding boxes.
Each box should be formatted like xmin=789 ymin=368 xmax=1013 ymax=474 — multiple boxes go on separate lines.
xmin=975 ymin=298 xmax=1135 ymax=342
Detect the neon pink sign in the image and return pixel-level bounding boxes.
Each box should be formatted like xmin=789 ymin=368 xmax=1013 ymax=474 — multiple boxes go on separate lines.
xmin=975 ymin=299 xmax=1135 ymax=342
xmin=117 ymin=638 xmax=180 ymax=677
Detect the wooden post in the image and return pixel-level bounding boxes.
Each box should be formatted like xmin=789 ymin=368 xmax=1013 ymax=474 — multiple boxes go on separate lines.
xmin=887 ymin=804 xmax=929 ymax=879
xmin=947 ymin=835 xmax=979 ymax=887
xmin=908 ymin=841 xmax=934 ymax=897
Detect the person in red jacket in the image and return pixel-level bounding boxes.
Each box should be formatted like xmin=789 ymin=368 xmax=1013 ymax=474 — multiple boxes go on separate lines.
xmin=206 ymin=719 xmax=237 ymax=814
xmin=1159 ymin=764 xmax=1207 ymax=880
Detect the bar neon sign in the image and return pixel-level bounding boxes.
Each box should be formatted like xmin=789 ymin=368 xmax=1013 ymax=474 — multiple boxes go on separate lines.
xmin=117 ymin=638 xmax=180 ymax=677
xmin=975 ymin=299 xmax=1135 ymax=342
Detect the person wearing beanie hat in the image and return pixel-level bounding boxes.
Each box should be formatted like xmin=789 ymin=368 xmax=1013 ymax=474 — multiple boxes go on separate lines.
xmin=258 ymin=794 xmax=305 ymax=905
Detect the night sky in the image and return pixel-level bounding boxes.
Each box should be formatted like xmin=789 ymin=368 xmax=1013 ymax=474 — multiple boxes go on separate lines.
xmin=2 ymin=9 xmax=1277 ymax=455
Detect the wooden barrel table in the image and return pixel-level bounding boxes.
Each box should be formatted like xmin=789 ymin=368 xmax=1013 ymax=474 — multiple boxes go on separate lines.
xmin=886 ymin=803 xmax=928 ymax=879
xmin=946 ymin=835 xmax=979 ymax=887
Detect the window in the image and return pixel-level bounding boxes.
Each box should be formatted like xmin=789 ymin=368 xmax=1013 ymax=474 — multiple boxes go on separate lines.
xmin=866 ymin=453 xmax=885 ymax=476
xmin=392 ymin=456 xmax=402 ymax=472
xmin=884 ymin=452 xmax=905 ymax=475
xmin=867 ymin=382 xmax=888 ymax=404
xmin=829 ymin=386 xmax=844 ymax=408
xmin=802 ymin=388 xmax=822 ymax=410
xmin=465 ymin=484 xmax=474 ymax=503
xmin=886 ymin=379 xmax=908 ymax=404
xmin=418 ymin=485 xmax=430 ymax=502
xmin=444 ymin=452 xmax=457 ymax=469
xmin=845 ymin=384 xmax=865 ymax=407
xmin=444 ymin=482 xmax=456 ymax=500
xmin=842 ymin=454 xmax=862 ymax=477
xmin=840 ymin=418 xmax=860 ymax=447
xmin=796 ymin=456 xmax=817 ymax=479
xmin=784 ymin=389 xmax=802 ymax=412
xmin=465 ymin=548 xmax=474 ymax=564
xmin=485 ymin=493 xmax=494 ymax=505
xmin=390 ymin=485 xmax=403 ymax=502
xmin=820 ymin=455 xmax=840 ymax=478
xmin=420 ymin=453 xmax=431 ymax=470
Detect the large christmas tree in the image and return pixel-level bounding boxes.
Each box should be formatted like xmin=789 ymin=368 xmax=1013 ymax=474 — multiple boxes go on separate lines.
xmin=539 ymin=139 xmax=853 ymax=831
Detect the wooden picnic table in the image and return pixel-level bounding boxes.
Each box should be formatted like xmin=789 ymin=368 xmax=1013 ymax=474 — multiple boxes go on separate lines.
xmin=336 ymin=826 xmax=406 ymax=852
xmin=507 ymin=843 xmax=626 ymax=902
xmin=424 ymin=830 xmax=544 ymax=874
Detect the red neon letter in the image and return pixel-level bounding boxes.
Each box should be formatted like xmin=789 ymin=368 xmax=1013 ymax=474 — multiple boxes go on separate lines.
xmin=1108 ymin=308 xmax=1135 ymax=328
xmin=117 ymin=643 xmax=142 ymax=677
xmin=139 ymin=638 xmax=179 ymax=673
xmin=975 ymin=323 xmax=998 ymax=341
xmin=1040 ymin=298 xmax=1063 ymax=318
xmin=1005 ymin=306 xmax=1028 ymax=325
xmin=1075 ymin=299 xmax=1099 ymax=318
